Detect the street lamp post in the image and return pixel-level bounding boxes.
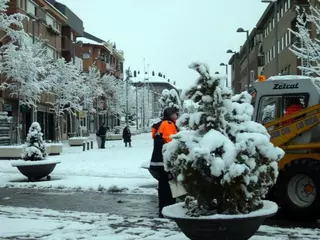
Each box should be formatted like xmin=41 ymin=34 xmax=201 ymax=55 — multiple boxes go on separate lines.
xmin=135 ymin=87 xmax=138 ymax=130
xmin=219 ymin=63 xmax=228 ymax=87
xmin=262 ymin=0 xmax=279 ymax=75
xmin=237 ymin=27 xmax=250 ymax=90
xmin=125 ymin=68 xmax=132 ymax=126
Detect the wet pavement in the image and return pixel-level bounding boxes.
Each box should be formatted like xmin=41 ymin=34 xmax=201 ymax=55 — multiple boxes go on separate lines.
xmin=0 ymin=187 xmax=158 ymax=218
xmin=0 ymin=187 xmax=319 ymax=229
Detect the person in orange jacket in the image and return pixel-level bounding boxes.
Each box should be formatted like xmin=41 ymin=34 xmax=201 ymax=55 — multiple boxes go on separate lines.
xmin=283 ymin=97 xmax=303 ymax=125
xmin=151 ymin=121 xmax=162 ymax=139
xmin=149 ymin=107 xmax=179 ymax=218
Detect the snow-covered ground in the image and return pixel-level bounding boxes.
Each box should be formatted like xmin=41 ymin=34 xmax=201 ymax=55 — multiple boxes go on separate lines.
xmin=0 ymin=134 xmax=157 ymax=195
xmin=1 ymin=205 xmax=319 ymax=240
xmin=1 ymin=133 xmax=320 ymax=239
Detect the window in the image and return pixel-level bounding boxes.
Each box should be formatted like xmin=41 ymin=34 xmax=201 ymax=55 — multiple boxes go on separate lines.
xmin=273 ymin=45 xmax=275 ymax=58
xmin=83 ymin=53 xmax=91 ymax=59
xmin=280 ymin=5 xmax=284 ymax=17
xmin=257 ymin=94 xmax=309 ymax=126
xmin=269 ymin=49 xmax=272 ymax=61
xmin=269 ymin=21 xmax=272 ymax=31
xmin=71 ymin=32 xmax=74 ymax=42
xmin=285 ymin=1 xmax=288 ymax=12
xmin=265 ymin=52 xmax=268 ymax=64
xmin=289 ymin=30 xmax=292 ymax=44
xmin=46 ymin=46 xmax=55 ymax=59
xmin=285 ymin=32 xmax=288 ymax=47
xmin=277 ymin=11 xmax=280 ymax=21
xmin=20 ymin=0 xmax=26 ymax=11
xmin=46 ymin=14 xmax=54 ymax=27
xmin=272 ymin=17 xmax=275 ymax=28
xmin=257 ymin=96 xmax=282 ymax=125
xmin=278 ymin=40 xmax=280 ymax=53
xmin=26 ymin=0 xmax=36 ymax=16
xmin=288 ymin=0 xmax=291 ymax=9
xmin=281 ymin=36 xmax=284 ymax=50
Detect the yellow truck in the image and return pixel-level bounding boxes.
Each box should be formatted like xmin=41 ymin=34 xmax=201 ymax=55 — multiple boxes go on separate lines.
xmin=253 ymin=75 xmax=320 ymax=220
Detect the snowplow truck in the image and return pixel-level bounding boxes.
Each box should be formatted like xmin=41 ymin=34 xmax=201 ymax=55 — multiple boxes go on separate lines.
xmin=253 ymin=76 xmax=320 ymax=220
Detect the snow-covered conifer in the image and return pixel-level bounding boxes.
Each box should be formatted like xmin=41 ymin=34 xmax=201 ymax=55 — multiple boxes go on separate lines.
xmin=22 ymin=122 xmax=46 ymax=161
xmin=158 ymin=88 xmax=181 ymax=116
xmin=162 ymin=62 xmax=284 ymax=216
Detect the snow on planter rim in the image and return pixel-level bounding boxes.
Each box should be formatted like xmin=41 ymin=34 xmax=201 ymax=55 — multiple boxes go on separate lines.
xmin=11 ymin=159 xmax=61 ymax=167
xmin=162 ymin=200 xmax=277 ymax=220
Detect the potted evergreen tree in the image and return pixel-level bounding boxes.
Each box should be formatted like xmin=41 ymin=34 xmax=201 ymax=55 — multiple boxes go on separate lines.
xmin=161 ymin=63 xmax=284 ymax=240
xmin=12 ymin=122 xmax=61 ymax=181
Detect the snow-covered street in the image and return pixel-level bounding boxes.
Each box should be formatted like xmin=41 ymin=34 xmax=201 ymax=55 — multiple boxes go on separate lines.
xmin=0 ymin=134 xmax=157 ymax=195
xmin=1 ymin=203 xmax=320 ymax=240
xmin=0 ymin=133 xmax=319 ymax=239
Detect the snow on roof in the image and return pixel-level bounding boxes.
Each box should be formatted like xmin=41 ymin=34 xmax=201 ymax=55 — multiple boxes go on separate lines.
xmin=131 ymin=75 xmax=178 ymax=90
xmin=77 ymin=37 xmax=103 ymax=46
xmin=267 ymin=75 xmax=312 ymax=81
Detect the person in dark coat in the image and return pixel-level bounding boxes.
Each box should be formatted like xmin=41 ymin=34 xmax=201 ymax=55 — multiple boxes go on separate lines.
xmin=149 ymin=107 xmax=178 ymax=218
xmin=97 ymin=123 xmax=107 ymax=149
xmin=122 ymin=125 xmax=131 ymax=147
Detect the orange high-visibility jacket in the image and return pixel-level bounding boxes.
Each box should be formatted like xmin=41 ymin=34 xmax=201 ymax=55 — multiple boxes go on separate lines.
xmin=151 ymin=121 xmax=162 ymax=139
xmin=157 ymin=120 xmax=177 ymax=143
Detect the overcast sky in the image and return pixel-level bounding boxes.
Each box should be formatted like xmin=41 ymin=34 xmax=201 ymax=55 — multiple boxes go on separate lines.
xmin=58 ymin=0 xmax=268 ymax=88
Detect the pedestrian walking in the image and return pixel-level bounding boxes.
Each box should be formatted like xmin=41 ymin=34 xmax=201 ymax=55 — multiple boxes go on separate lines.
xmin=149 ymin=107 xmax=179 ymax=218
xmin=122 ymin=125 xmax=131 ymax=147
xmin=97 ymin=123 xmax=107 ymax=149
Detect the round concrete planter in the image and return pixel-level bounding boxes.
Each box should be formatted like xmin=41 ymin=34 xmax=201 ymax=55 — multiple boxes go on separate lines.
xmin=162 ymin=201 xmax=277 ymax=240
xmin=12 ymin=159 xmax=61 ymax=181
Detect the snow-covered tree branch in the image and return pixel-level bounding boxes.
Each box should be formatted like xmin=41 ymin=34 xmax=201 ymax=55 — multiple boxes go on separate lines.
xmin=46 ymin=58 xmax=84 ymax=140
xmin=82 ymin=64 xmax=104 ymax=112
xmin=290 ymin=5 xmax=320 ymax=76
xmin=158 ymin=88 xmax=181 ymax=117
xmin=0 ymin=0 xmax=26 ymax=42
xmin=0 ymin=36 xmax=52 ymax=107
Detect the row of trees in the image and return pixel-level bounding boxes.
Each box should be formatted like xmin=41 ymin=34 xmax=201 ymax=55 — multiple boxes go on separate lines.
xmin=0 ymin=0 xmax=138 ymax=141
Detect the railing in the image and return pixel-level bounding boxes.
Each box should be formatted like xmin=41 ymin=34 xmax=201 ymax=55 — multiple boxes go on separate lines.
xmin=61 ymin=36 xmax=83 ymax=58
xmin=292 ymin=0 xmax=309 ymax=7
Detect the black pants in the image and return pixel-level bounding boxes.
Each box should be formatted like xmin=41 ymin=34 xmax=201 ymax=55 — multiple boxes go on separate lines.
xmin=100 ymin=136 xmax=106 ymax=148
xmin=125 ymin=141 xmax=131 ymax=147
xmin=158 ymin=170 xmax=175 ymax=214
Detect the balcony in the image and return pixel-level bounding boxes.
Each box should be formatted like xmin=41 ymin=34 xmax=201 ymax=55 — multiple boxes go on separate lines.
xmin=106 ymin=63 xmax=115 ymax=72
xmin=96 ymin=60 xmax=107 ymax=73
xmin=61 ymin=36 xmax=83 ymax=58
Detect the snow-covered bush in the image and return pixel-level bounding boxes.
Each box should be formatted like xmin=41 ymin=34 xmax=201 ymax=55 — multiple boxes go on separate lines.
xmin=158 ymin=88 xmax=182 ymax=116
xmin=163 ymin=62 xmax=284 ymax=216
xmin=22 ymin=122 xmax=46 ymax=161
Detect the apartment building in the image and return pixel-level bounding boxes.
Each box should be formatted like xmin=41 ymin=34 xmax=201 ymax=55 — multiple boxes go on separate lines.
xmin=229 ymin=0 xmax=314 ymax=93
xmin=0 ymin=0 xmax=67 ymax=140
xmin=77 ymin=33 xmax=125 ymax=131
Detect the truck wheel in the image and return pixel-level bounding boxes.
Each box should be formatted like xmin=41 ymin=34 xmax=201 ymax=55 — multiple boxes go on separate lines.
xmin=274 ymin=160 xmax=320 ymax=220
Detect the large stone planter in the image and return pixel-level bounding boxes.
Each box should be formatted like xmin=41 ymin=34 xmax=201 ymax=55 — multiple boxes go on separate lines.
xmin=0 ymin=146 xmax=23 ymax=159
xmin=106 ymin=134 xmax=122 ymax=141
xmin=11 ymin=159 xmax=61 ymax=181
xmin=48 ymin=143 xmax=63 ymax=155
xmin=162 ymin=201 xmax=278 ymax=240
xmin=68 ymin=137 xmax=88 ymax=146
